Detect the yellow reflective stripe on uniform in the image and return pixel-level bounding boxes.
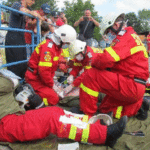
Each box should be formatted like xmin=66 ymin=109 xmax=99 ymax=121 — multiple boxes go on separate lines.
xmin=92 ymin=47 xmax=103 ymax=53
xmin=81 ymin=115 xmax=90 ymax=143
xmin=80 ymin=83 xmax=99 ymax=97
xmin=38 ymin=61 xmax=52 ymax=67
xmin=74 ymin=62 xmax=82 ymax=66
xmin=84 ymin=66 xmax=92 ymax=69
xmin=43 ymin=98 xmax=49 ymax=106
xmin=69 ymin=125 xmax=77 ymax=140
xmin=35 ymin=40 xmax=46 ymax=54
xmin=53 ymin=57 xmax=59 ymax=61
xmin=81 ymin=124 xmax=90 ymax=143
xmin=130 ymin=46 xmax=148 ymax=58
xmin=115 ymin=106 xmax=123 ymax=119
xmin=68 ymin=116 xmax=79 ymax=140
xmin=105 ymin=47 xmax=120 ymax=62
xmin=35 ymin=45 xmax=40 ymax=54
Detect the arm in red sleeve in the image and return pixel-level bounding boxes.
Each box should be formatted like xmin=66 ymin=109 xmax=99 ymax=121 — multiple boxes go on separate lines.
xmin=58 ymin=56 xmax=68 ymax=73
xmin=69 ymin=60 xmax=83 ymax=77
xmin=73 ymin=72 xmax=85 ymax=87
xmin=91 ymin=51 xmax=115 ymax=70
xmin=92 ymin=31 xmax=136 ymax=70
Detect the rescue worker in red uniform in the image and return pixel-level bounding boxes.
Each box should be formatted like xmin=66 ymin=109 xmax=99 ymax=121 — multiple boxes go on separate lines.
xmin=78 ymin=13 xmax=149 ymax=120
xmin=67 ymin=39 xmax=103 ymax=87
xmin=25 ymin=24 xmax=77 ymax=106
xmin=147 ymin=32 xmax=150 ymax=54
xmin=0 ymin=65 xmax=127 ymax=148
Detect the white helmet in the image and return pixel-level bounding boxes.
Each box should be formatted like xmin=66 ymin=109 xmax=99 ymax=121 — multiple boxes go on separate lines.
xmin=54 ymin=24 xmax=77 ymax=44
xmin=100 ymin=13 xmax=126 ymax=35
xmin=100 ymin=15 xmax=117 ymax=35
xmin=68 ymin=39 xmax=86 ymax=58
xmin=15 ymin=84 xmax=44 ymax=110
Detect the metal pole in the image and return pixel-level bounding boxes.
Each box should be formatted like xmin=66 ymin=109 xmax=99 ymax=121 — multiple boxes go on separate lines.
xmin=36 ymin=18 xmax=40 ymax=44
xmin=31 ymin=31 xmax=34 ymax=53
xmin=0 ymin=4 xmax=35 ymax=18
xmin=0 ymin=6 xmax=1 ymax=27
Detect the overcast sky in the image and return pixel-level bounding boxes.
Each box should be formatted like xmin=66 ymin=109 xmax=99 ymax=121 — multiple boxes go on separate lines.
xmin=57 ymin=0 xmax=150 ymax=18
xmin=1 ymin=0 xmax=150 ymax=18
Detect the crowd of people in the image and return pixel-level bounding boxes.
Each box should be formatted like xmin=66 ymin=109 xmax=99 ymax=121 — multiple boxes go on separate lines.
xmin=4 ymin=0 xmax=68 ymax=78
xmin=0 ymin=0 xmax=150 ymax=149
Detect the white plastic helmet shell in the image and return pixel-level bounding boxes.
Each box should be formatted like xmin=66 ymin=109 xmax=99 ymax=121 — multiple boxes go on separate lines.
xmin=69 ymin=39 xmax=86 ymax=58
xmin=100 ymin=15 xmax=117 ymax=35
xmin=15 ymin=86 xmax=32 ymax=109
xmin=54 ymin=24 xmax=77 ymax=43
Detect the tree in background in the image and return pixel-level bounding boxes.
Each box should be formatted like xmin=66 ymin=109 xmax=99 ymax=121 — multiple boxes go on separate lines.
xmin=32 ymin=0 xmax=58 ymax=13
xmin=62 ymin=0 xmax=102 ymax=41
xmin=125 ymin=10 xmax=150 ymax=34
xmin=2 ymin=0 xmax=58 ymax=13
xmin=138 ymin=9 xmax=150 ymax=20
xmin=125 ymin=12 xmax=143 ymax=33
xmin=138 ymin=9 xmax=150 ymax=32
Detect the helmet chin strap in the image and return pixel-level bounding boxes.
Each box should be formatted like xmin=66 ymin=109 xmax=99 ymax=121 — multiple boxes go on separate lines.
xmin=59 ymin=41 xmax=63 ymax=48
xmin=109 ymin=21 xmax=124 ymax=34
xmin=82 ymin=46 xmax=87 ymax=59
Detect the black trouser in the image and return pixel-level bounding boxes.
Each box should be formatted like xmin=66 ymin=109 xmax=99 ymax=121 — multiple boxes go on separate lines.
xmin=5 ymin=31 xmax=27 ymax=78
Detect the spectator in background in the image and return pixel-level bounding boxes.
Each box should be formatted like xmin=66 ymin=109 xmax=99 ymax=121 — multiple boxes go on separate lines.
xmin=1 ymin=11 xmax=5 ymax=23
xmin=56 ymin=12 xmax=67 ymax=26
xmin=5 ymin=0 xmax=44 ymax=78
xmin=48 ymin=11 xmax=59 ymax=34
xmin=74 ymin=9 xmax=100 ymax=46
xmin=25 ymin=3 xmax=51 ymax=45
xmin=40 ymin=21 xmax=50 ymax=41
xmin=1 ymin=11 xmax=9 ymax=24
xmin=147 ymin=31 xmax=150 ymax=55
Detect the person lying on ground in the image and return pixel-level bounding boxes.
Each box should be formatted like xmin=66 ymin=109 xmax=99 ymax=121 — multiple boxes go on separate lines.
xmin=0 ymin=66 xmax=127 ymax=148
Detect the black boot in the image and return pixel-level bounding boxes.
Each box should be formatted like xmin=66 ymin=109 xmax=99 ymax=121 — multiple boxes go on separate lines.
xmin=105 ymin=116 xmax=127 ymax=148
xmin=136 ymin=98 xmax=149 ymax=121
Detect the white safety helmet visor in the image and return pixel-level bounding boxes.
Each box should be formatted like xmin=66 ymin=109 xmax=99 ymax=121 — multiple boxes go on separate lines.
xmin=15 ymin=88 xmax=31 ymax=109
xmin=100 ymin=13 xmax=126 ymax=35
xmin=100 ymin=16 xmax=116 ymax=35
xmin=68 ymin=39 xmax=86 ymax=58
xmin=54 ymin=24 xmax=77 ymax=44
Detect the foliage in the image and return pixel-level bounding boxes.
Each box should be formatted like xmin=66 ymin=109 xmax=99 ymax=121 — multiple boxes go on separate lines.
xmin=2 ymin=0 xmax=58 ymax=12
xmin=138 ymin=9 xmax=150 ymax=20
xmin=125 ymin=11 xmax=150 ymax=33
xmin=125 ymin=12 xmax=143 ymax=33
xmin=32 ymin=0 xmax=58 ymax=12
xmin=138 ymin=9 xmax=150 ymax=32
xmin=62 ymin=0 xmax=102 ymax=41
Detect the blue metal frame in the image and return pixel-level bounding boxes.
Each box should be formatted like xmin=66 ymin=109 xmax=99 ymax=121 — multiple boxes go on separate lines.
xmin=0 ymin=4 xmax=41 ymax=70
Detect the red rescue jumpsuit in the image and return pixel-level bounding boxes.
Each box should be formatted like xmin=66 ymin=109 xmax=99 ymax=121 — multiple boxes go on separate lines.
xmin=147 ymin=33 xmax=150 ymax=53
xmin=25 ymin=39 xmax=62 ymax=106
xmin=70 ymin=47 xmax=103 ymax=87
xmin=0 ymin=106 xmax=107 ymax=144
xmin=79 ymin=27 xmax=149 ymax=118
